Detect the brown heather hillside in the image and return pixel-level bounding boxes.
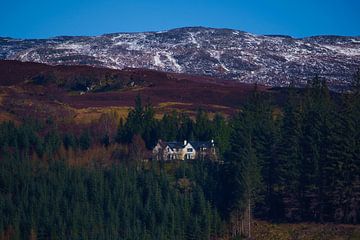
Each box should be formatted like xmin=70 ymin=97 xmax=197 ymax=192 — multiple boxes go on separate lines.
xmin=0 ymin=60 xmax=271 ymax=125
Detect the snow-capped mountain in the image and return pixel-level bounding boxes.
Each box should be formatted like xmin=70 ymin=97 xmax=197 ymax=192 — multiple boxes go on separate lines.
xmin=1 ymin=27 xmax=359 ymax=89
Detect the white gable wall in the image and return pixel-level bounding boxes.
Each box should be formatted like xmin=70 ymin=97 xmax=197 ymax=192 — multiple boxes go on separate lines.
xmin=180 ymin=142 xmax=196 ymax=160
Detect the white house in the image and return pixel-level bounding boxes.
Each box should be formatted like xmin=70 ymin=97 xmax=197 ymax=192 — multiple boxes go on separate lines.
xmin=152 ymin=139 xmax=216 ymax=161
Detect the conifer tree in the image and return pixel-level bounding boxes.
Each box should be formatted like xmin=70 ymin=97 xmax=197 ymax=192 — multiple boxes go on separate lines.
xmin=276 ymin=88 xmax=302 ymax=221
xmin=212 ymin=114 xmax=230 ymax=157
xmin=225 ymin=110 xmax=261 ymax=237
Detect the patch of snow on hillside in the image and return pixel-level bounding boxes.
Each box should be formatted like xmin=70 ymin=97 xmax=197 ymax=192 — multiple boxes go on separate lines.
xmin=55 ymin=42 xmax=91 ymax=53
xmin=281 ymin=52 xmax=301 ymax=62
xmin=17 ymin=48 xmax=36 ymax=61
xmin=112 ymin=34 xmax=149 ymax=51
xmin=111 ymin=35 xmax=123 ymax=41
xmin=209 ymin=50 xmax=229 ymax=71
xmin=164 ymin=52 xmax=182 ymax=72
xmin=153 ymin=52 xmax=164 ymax=68
xmin=109 ymin=56 xmax=122 ymax=66
xmin=189 ymin=32 xmax=200 ymax=48
xmin=209 ymin=50 xmax=221 ymax=60
xmin=323 ymin=45 xmax=360 ymax=56
xmin=220 ymin=63 xmax=230 ymax=72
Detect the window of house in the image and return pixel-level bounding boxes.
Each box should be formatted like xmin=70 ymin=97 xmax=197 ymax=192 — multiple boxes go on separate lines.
xmin=187 ymin=148 xmax=193 ymax=152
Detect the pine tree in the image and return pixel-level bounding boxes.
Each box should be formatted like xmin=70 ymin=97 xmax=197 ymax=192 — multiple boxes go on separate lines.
xmin=194 ymin=109 xmax=212 ymax=141
xmin=276 ymin=88 xmax=302 ymax=221
xmin=225 ymin=110 xmax=261 ymax=237
xmin=212 ymin=114 xmax=230 ymax=157
xmin=79 ymin=130 xmax=91 ymax=150
xmin=299 ymin=77 xmax=331 ymax=221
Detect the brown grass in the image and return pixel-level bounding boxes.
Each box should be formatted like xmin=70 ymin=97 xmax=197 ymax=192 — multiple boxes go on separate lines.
xmin=252 ymin=220 xmax=360 ymax=240
xmin=71 ymin=106 xmax=131 ymax=124
xmin=64 ymin=145 xmax=117 ymax=168
xmin=0 ymin=93 xmax=6 ymax=106
xmin=0 ymin=111 xmax=18 ymax=123
xmin=28 ymin=144 xmax=128 ymax=168
xmin=157 ymin=101 xmax=193 ymax=108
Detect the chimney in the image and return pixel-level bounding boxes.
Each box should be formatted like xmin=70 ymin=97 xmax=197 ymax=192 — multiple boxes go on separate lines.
xmin=184 ymin=140 xmax=187 ymax=146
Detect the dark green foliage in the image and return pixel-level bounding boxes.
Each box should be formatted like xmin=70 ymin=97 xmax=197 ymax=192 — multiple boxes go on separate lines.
xmin=79 ymin=129 xmax=91 ymax=150
xmin=276 ymin=90 xmax=302 ymax=221
xmin=212 ymin=114 xmax=230 ymax=157
xmin=116 ymin=95 xmax=229 ymax=149
xmin=0 ymin=119 xmax=224 ymax=239
xmin=69 ymin=75 xmax=94 ymax=91
xmin=177 ymin=114 xmax=195 ymax=141
xmin=116 ymin=95 xmax=158 ymax=148
xmin=101 ymin=133 xmax=110 ymax=147
xmin=31 ymin=73 xmax=55 ymax=85
xmin=194 ymin=109 xmax=212 ymax=141
xmin=44 ymin=130 xmax=61 ymax=155
xmin=159 ymin=111 xmax=179 ymax=141
xmin=221 ymin=77 xmax=360 ymax=224
xmin=63 ymin=132 xmax=78 ymax=150
xmin=224 ymin=106 xmax=262 ymax=221
xmin=0 ymin=158 xmax=223 ymax=240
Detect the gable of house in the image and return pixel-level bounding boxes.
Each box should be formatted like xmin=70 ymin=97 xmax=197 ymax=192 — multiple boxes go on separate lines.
xmin=183 ymin=142 xmax=196 ymax=160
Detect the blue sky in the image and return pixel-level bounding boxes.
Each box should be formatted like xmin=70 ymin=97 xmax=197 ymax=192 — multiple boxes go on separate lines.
xmin=1 ymin=0 xmax=359 ymax=39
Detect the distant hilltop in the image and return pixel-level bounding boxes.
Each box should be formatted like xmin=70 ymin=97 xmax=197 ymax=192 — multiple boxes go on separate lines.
xmin=1 ymin=27 xmax=360 ymax=89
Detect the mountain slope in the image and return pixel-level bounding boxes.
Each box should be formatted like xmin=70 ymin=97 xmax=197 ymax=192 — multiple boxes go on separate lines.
xmin=0 ymin=60 xmax=270 ymax=124
xmin=1 ymin=27 xmax=359 ymax=89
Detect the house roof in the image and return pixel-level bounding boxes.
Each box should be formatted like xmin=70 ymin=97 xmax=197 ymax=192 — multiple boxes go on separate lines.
xmin=167 ymin=141 xmax=184 ymax=150
xmin=161 ymin=140 xmax=214 ymax=151
xmin=190 ymin=141 xmax=214 ymax=150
